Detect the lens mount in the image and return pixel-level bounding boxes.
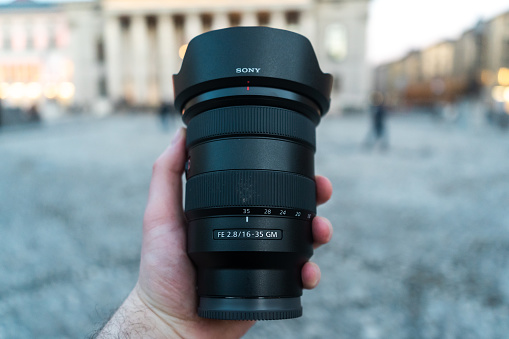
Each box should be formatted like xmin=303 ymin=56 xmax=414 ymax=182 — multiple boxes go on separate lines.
xmin=198 ymin=297 xmax=302 ymax=320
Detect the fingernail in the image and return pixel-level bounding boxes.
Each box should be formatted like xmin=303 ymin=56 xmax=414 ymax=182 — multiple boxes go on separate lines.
xmin=311 ymin=263 xmax=321 ymax=287
xmin=171 ymin=128 xmax=183 ymax=146
xmin=327 ymin=219 xmax=333 ymax=241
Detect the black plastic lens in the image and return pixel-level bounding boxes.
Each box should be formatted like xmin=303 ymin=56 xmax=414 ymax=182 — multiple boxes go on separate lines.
xmin=173 ymin=26 xmax=332 ymax=320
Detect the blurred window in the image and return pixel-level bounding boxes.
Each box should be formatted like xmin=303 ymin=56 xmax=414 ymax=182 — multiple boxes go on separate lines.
xmin=201 ymin=14 xmax=213 ymax=31
xmin=26 ymin=33 xmax=34 ymax=50
xmin=333 ymin=74 xmax=341 ymax=92
xmin=96 ymin=38 xmax=104 ymax=63
xmin=120 ymin=16 xmax=130 ymax=31
xmin=99 ymin=77 xmax=107 ymax=97
xmin=2 ymin=36 xmax=9 ymax=50
xmin=229 ymin=13 xmax=241 ymax=27
xmin=325 ymin=23 xmax=348 ymax=63
xmin=174 ymin=14 xmax=184 ymax=30
xmin=146 ymin=16 xmax=157 ymax=31
xmin=48 ymin=31 xmax=56 ymax=49
xmin=173 ymin=15 xmax=185 ymax=45
xmin=505 ymin=39 xmax=509 ymax=66
xmin=286 ymin=11 xmax=300 ymax=25
xmin=286 ymin=11 xmax=300 ymax=31
xmin=257 ymin=12 xmax=270 ymax=26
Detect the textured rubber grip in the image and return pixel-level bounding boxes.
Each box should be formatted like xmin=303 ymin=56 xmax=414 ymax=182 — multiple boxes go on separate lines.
xmin=198 ymin=309 xmax=302 ymax=321
xmin=198 ymin=297 xmax=302 ymax=320
xmin=186 ymin=106 xmax=316 ymax=149
xmin=185 ymin=170 xmax=316 ymax=213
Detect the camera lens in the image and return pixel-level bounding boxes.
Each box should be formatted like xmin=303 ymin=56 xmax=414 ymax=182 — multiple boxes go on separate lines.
xmin=173 ymin=27 xmax=332 ymax=320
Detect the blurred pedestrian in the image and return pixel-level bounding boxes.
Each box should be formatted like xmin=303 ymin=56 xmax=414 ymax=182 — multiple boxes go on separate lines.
xmin=364 ymin=92 xmax=389 ymax=150
xmin=27 ymin=104 xmax=41 ymax=123
xmin=158 ymin=101 xmax=172 ymax=131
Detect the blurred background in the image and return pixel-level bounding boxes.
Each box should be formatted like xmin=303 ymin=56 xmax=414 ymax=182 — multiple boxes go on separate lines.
xmin=0 ymin=0 xmax=509 ymax=338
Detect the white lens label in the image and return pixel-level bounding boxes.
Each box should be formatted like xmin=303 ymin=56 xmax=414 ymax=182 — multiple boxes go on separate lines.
xmin=214 ymin=229 xmax=282 ymax=240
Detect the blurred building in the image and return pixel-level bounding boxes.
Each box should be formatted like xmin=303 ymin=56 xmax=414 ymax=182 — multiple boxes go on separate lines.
xmin=483 ymin=11 xmax=509 ymax=119
xmin=102 ymin=0 xmax=370 ymax=114
xmin=0 ymin=0 xmax=102 ymax=117
xmin=0 ymin=0 xmax=370 ymax=115
xmin=374 ymin=10 xmax=509 ymax=121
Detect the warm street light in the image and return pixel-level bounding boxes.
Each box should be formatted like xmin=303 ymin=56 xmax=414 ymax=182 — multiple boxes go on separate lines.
xmin=179 ymin=44 xmax=188 ymax=59
xmin=0 ymin=82 xmax=8 ymax=99
xmin=44 ymin=83 xmax=58 ymax=99
xmin=492 ymin=86 xmax=505 ymax=102
xmin=58 ymin=82 xmax=75 ymax=100
xmin=26 ymin=82 xmax=42 ymax=99
xmin=10 ymin=82 xmax=25 ymax=99
xmin=498 ymin=67 xmax=509 ymax=86
xmin=504 ymin=87 xmax=509 ymax=102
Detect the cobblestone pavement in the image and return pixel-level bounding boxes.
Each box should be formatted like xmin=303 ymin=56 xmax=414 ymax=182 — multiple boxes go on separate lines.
xmin=1 ymin=113 xmax=509 ymax=339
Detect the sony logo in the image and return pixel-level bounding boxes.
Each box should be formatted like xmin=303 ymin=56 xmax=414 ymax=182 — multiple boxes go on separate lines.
xmin=236 ymin=67 xmax=261 ymax=74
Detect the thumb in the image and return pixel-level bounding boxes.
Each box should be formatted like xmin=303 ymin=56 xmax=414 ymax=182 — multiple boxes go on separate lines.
xmin=143 ymin=127 xmax=187 ymax=232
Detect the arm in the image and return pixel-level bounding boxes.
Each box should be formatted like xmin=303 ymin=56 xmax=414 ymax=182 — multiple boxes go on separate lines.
xmin=96 ymin=128 xmax=333 ymax=339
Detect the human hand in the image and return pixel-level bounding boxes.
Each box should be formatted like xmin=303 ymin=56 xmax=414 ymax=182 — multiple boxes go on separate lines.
xmin=97 ymin=128 xmax=333 ymax=338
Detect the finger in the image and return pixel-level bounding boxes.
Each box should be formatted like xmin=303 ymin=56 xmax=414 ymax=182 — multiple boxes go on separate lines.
xmin=316 ymin=175 xmax=332 ymax=206
xmin=312 ymin=216 xmax=333 ymax=249
xmin=143 ymin=127 xmax=187 ymax=231
xmin=302 ymin=261 xmax=321 ymax=289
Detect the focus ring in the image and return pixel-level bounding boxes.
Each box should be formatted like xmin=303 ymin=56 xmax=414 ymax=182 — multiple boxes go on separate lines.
xmin=185 ymin=170 xmax=316 ymax=213
xmin=186 ymin=106 xmax=316 ymax=149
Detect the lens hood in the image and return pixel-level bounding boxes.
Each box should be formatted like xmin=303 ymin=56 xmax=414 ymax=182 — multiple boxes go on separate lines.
xmin=173 ymin=27 xmax=333 ymax=121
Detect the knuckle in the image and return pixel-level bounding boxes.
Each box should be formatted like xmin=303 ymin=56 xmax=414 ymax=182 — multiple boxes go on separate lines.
xmin=152 ymin=157 xmax=165 ymax=174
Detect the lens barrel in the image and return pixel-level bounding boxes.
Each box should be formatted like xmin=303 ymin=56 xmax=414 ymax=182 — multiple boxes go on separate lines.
xmin=173 ymin=27 xmax=332 ymax=320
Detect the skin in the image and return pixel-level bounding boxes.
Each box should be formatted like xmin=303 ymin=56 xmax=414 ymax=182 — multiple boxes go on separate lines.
xmin=98 ymin=128 xmax=333 ymax=339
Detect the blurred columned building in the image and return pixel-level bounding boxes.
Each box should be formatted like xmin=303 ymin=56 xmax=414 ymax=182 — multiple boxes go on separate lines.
xmin=0 ymin=0 xmax=370 ymax=115
xmin=102 ymin=0 xmax=371 ymax=114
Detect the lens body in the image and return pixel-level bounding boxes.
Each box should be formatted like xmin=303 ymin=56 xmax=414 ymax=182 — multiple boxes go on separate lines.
xmin=173 ymin=27 xmax=332 ymax=320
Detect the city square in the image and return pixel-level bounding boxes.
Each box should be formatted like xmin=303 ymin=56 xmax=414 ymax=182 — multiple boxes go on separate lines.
xmin=1 ymin=112 xmax=508 ymax=338
xmin=0 ymin=0 xmax=508 ymax=337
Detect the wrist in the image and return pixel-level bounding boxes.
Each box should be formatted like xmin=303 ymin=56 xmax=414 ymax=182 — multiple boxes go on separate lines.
xmin=97 ymin=284 xmax=183 ymax=339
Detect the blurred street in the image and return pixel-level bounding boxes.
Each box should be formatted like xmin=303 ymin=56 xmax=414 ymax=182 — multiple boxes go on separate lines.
xmin=1 ymin=112 xmax=509 ymax=338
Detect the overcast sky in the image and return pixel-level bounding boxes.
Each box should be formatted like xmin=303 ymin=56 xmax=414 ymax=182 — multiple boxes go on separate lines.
xmin=2 ymin=0 xmax=509 ymax=66
xmin=368 ymin=0 xmax=509 ymax=65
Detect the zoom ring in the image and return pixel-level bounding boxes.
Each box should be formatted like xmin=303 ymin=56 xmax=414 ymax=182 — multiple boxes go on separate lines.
xmin=186 ymin=106 xmax=316 ymax=149
xmin=185 ymin=170 xmax=316 ymax=213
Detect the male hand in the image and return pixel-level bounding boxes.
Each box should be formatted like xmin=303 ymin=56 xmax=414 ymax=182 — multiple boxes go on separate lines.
xmin=98 ymin=128 xmax=333 ymax=338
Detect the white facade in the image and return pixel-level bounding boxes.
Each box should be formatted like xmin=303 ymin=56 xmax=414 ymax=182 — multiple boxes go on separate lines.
xmin=103 ymin=0 xmax=371 ymax=114
xmin=315 ymin=0 xmax=370 ymax=112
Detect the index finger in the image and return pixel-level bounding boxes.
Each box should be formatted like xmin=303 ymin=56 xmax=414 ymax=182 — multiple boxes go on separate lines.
xmin=316 ymin=175 xmax=332 ymax=206
xmin=143 ymin=128 xmax=187 ymax=232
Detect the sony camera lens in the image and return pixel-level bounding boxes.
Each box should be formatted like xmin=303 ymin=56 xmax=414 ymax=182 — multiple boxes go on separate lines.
xmin=173 ymin=26 xmax=332 ymax=320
